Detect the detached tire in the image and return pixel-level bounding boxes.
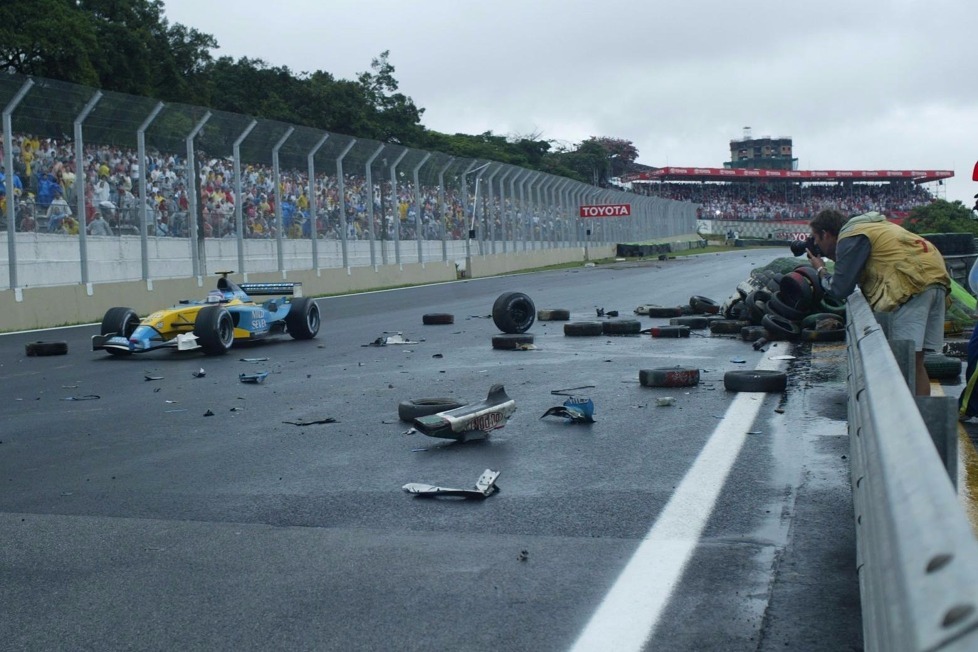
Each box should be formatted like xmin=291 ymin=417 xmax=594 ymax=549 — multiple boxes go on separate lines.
xmin=603 ymin=319 xmax=641 ymax=335
xmin=647 ymin=325 xmax=691 ymax=338
xmin=564 ymin=321 xmax=604 ymax=337
xmin=689 ymin=296 xmax=719 ymax=314
xmin=537 ymin=308 xmax=570 ymax=321
xmin=762 ymin=313 xmax=802 ymax=340
xmin=492 ymin=333 xmax=534 ymax=350
xmin=710 ymin=319 xmax=749 ymax=335
xmin=640 ymin=366 xmax=700 ymax=387
xmin=492 ymin=292 xmax=535 ymax=334
xmin=398 ymin=397 xmax=465 ymax=422
xmin=670 ymin=316 xmax=709 ymax=329
xmin=25 ymin=341 xmax=68 ymax=356
xmin=645 ymin=305 xmax=684 ymax=318
xmin=724 ymin=370 xmax=788 ymax=393
xmin=422 ymin=313 xmax=454 ymax=325
xmin=924 ymin=353 xmax=962 ymax=380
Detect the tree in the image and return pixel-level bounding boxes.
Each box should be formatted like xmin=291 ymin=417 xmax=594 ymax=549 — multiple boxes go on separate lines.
xmin=904 ymin=199 xmax=978 ymax=236
xmin=585 ymin=137 xmax=640 ymax=179
xmin=0 ymin=0 xmax=100 ymax=86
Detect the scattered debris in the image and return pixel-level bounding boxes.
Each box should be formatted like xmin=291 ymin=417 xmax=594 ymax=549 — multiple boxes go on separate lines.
xmin=239 ymin=357 xmax=269 ymax=362
xmin=192 ymin=368 xmax=206 ymax=378
xmin=61 ymin=395 xmax=100 ymax=401
xmin=769 ymin=355 xmax=796 ymax=360
xmin=203 ymin=409 xmax=214 ymax=416
xmin=364 ymin=332 xmax=421 ymax=347
xmin=517 ymin=550 xmax=529 ymax=562
xmin=402 ymin=469 xmax=501 ymax=499
xmin=730 ymin=358 xmax=746 ymax=364
xmin=655 ymin=397 xmax=676 ymax=407
xmin=541 ymin=396 xmax=595 ymax=423
xmin=282 ymin=417 xmax=338 ymax=426
xmin=239 ymin=371 xmax=269 ymax=384
xmin=144 ymin=375 xmax=163 ymax=381
xmin=432 ymin=353 xmax=444 ymax=358
xmin=411 ymin=384 xmax=516 ymax=441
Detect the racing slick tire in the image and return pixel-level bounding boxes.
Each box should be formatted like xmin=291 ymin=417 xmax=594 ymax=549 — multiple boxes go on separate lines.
xmin=492 ymin=333 xmax=535 ymax=350
xmin=723 ymin=369 xmax=788 ymax=393
xmin=422 ymin=313 xmax=455 ymax=325
xmin=645 ymin=305 xmax=684 ymax=318
xmin=924 ymin=353 xmax=963 ymax=381
xmin=398 ymin=397 xmax=466 ymax=422
xmin=564 ymin=321 xmax=604 ymax=337
xmin=639 ymin=366 xmax=700 ymax=388
xmin=646 ymin=325 xmax=691 ymax=338
xmin=602 ymin=319 xmax=642 ymax=335
xmin=762 ymin=313 xmax=802 ymax=341
xmin=195 ymin=305 xmax=235 ymax=355
xmin=25 ymin=341 xmax=68 ymax=356
xmin=709 ymin=319 xmax=749 ymax=335
xmin=669 ymin=315 xmax=709 ymax=329
xmin=689 ymin=296 xmax=720 ymax=314
xmin=286 ymin=297 xmax=321 ymax=340
xmin=492 ymin=291 xmax=536 ymax=334
xmin=100 ymin=307 xmax=141 ymax=357
xmin=537 ymin=308 xmax=571 ymax=321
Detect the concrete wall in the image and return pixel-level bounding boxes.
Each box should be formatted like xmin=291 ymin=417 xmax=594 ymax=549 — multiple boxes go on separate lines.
xmin=0 ymin=246 xmax=620 ymax=332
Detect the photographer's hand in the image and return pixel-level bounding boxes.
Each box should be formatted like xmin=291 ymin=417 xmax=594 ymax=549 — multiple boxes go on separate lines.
xmin=806 ymin=250 xmax=824 ymax=271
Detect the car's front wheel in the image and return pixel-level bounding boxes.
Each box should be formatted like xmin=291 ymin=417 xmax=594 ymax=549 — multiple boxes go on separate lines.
xmin=100 ymin=307 xmax=140 ymax=357
xmin=194 ymin=305 xmax=234 ymax=355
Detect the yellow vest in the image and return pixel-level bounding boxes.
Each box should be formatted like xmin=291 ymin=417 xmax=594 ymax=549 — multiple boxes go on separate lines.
xmin=840 ymin=217 xmax=949 ymax=312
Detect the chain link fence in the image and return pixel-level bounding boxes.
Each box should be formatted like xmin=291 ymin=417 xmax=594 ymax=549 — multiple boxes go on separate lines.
xmin=0 ymin=73 xmax=696 ymax=288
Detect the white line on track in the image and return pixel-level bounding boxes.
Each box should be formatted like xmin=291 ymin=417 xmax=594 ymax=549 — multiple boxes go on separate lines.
xmin=569 ymin=355 xmax=788 ymax=652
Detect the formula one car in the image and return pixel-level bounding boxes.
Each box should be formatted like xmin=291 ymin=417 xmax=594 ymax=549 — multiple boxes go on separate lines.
xmin=92 ymin=271 xmax=320 ymax=356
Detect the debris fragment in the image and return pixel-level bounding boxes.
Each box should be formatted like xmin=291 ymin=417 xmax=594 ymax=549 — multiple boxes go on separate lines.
xmin=192 ymin=368 xmax=206 ymax=378
xmin=363 ymin=332 xmax=421 ymax=347
xmin=541 ymin=396 xmax=595 ymax=423
xmin=402 ymin=469 xmax=501 ymax=499
xmin=517 ymin=550 xmax=529 ymax=562
xmin=655 ymin=397 xmax=676 ymax=407
xmin=282 ymin=417 xmax=338 ymax=426
xmin=203 ymin=409 xmax=214 ymax=416
xmin=144 ymin=375 xmax=163 ymax=381
xmin=61 ymin=395 xmax=101 ymax=401
xmin=239 ymin=371 xmax=269 ymax=384
xmin=411 ymin=384 xmax=516 ymax=441
xmin=240 ymin=357 xmax=269 ymax=362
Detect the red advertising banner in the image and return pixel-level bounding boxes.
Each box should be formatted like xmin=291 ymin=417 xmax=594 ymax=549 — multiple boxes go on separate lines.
xmin=579 ymin=203 xmax=632 ymax=218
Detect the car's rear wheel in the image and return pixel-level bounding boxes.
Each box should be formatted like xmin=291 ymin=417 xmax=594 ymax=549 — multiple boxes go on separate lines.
xmin=100 ymin=307 xmax=140 ymax=357
xmin=195 ymin=306 xmax=234 ymax=355
xmin=286 ymin=297 xmax=321 ymax=340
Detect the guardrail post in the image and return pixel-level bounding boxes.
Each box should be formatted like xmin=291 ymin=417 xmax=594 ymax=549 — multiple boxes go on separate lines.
xmin=914 ymin=396 xmax=959 ymax=490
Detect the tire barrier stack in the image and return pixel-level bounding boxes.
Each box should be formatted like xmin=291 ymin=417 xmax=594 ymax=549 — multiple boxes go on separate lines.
xmin=718 ymin=262 xmax=846 ymax=344
xmin=847 ymin=289 xmax=978 ymax=652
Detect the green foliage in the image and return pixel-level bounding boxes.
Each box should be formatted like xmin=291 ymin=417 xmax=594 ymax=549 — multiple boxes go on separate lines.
xmin=903 ymin=200 xmax=978 ymax=235
xmin=3 ymin=2 xmax=614 ymax=186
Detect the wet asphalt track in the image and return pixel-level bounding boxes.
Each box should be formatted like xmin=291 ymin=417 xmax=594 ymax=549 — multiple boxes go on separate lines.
xmin=0 ymin=249 xmax=861 ymax=651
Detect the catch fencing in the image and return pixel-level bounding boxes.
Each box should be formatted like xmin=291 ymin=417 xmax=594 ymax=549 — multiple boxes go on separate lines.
xmin=0 ymin=73 xmax=696 ymax=289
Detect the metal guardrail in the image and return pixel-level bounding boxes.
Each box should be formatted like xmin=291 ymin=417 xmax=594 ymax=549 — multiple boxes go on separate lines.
xmin=847 ymin=289 xmax=978 ymax=651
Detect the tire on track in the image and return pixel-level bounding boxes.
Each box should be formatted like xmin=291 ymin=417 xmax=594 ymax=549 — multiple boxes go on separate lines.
xmin=689 ymin=295 xmax=719 ymax=314
xmin=492 ymin=291 xmax=536 ymax=334
xmin=492 ymin=333 xmax=535 ymax=350
xmin=669 ymin=315 xmax=709 ymax=329
xmin=25 ymin=341 xmax=68 ymax=356
xmin=398 ymin=397 xmax=466 ymax=422
xmin=602 ymin=318 xmax=642 ymax=335
xmin=645 ymin=305 xmax=684 ymax=318
xmin=639 ymin=366 xmax=700 ymax=388
xmin=710 ymin=319 xmax=749 ymax=335
xmin=762 ymin=313 xmax=802 ymax=340
xmin=564 ymin=321 xmax=604 ymax=337
xmin=537 ymin=308 xmax=570 ymax=321
xmin=741 ymin=325 xmax=770 ymax=342
xmin=422 ymin=313 xmax=455 ymax=325
xmin=724 ymin=369 xmax=788 ymax=393
xmin=647 ymin=325 xmax=691 ymax=338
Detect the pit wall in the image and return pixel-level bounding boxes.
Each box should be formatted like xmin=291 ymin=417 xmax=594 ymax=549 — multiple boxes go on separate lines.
xmin=0 ymin=244 xmax=617 ymax=332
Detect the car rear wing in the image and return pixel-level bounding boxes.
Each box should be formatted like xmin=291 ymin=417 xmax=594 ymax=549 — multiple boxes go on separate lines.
xmin=238 ymin=282 xmax=303 ymax=297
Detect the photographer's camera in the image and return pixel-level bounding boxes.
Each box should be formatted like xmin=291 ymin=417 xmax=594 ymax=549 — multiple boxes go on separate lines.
xmin=790 ymin=236 xmax=822 ymax=257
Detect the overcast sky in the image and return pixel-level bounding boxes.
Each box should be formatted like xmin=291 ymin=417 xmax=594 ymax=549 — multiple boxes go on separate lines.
xmin=161 ymin=0 xmax=978 ymax=205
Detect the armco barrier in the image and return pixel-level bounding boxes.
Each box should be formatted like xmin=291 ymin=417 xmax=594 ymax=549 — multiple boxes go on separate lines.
xmin=847 ymin=289 xmax=978 ymax=651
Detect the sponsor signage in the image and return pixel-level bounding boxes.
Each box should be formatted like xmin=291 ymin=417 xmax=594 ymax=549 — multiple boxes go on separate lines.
xmin=579 ymin=203 xmax=632 ymax=218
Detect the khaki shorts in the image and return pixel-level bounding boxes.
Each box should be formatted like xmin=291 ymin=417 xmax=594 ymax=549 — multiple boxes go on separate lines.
xmin=890 ymin=285 xmax=946 ymax=353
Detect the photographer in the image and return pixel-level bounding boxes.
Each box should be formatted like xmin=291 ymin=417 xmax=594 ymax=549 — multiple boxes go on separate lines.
xmin=805 ymin=208 xmax=950 ymax=396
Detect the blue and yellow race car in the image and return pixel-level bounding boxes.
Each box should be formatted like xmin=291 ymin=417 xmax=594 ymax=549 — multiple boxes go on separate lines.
xmin=92 ymin=272 xmax=320 ymax=356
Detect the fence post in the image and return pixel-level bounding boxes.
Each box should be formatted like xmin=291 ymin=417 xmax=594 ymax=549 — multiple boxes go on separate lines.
xmin=74 ymin=90 xmax=103 ymax=286
xmin=3 ymin=78 xmax=33 ymax=290
xmin=185 ymin=111 xmax=211 ymax=279
xmin=412 ymin=152 xmax=431 ymax=265
xmin=137 ymin=101 xmax=164 ymax=283
xmin=272 ymin=126 xmax=294 ymax=275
